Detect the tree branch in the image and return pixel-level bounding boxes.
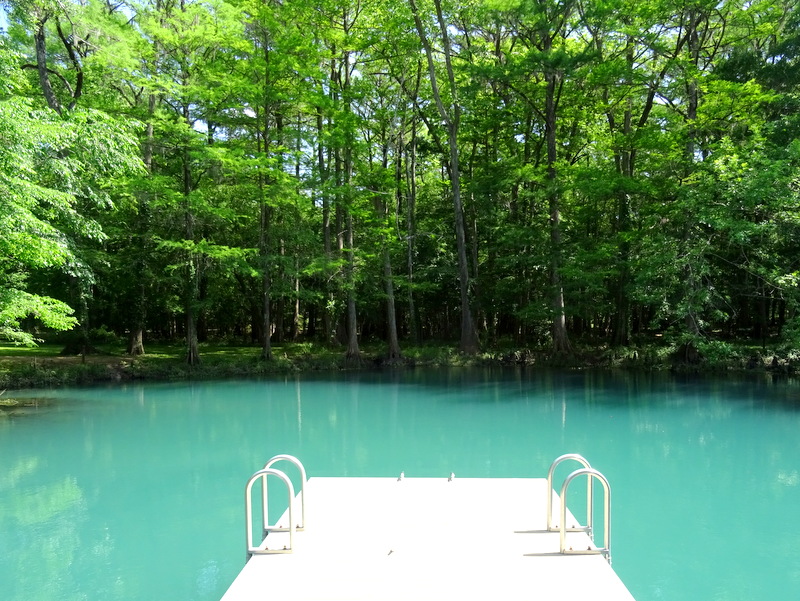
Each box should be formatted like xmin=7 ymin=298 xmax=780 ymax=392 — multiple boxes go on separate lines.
xmin=33 ymin=17 xmax=63 ymax=115
xmin=55 ymin=18 xmax=84 ymax=110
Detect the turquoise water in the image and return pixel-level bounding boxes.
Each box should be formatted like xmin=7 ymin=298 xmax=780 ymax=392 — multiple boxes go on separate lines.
xmin=1 ymin=368 xmax=800 ymax=601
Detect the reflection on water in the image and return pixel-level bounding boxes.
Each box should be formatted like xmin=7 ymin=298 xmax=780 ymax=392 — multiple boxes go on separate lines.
xmin=1 ymin=458 xmax=88 ymax=601
xmin=1 ymin=368 xmax=799 ymax=601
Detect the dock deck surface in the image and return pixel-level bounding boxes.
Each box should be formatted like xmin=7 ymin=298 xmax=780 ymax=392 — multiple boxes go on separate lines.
xmin=221 ymin=476 xmax=636 ymax=601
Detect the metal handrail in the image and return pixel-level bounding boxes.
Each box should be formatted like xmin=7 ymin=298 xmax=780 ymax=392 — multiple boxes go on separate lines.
xmin=546 ymin=453 xmax=593 ymax=532
xmin=245 ymin=468 xmax=295 ymax=560
xmin=264 ymin=454 xmax=307 ymax=531
xmin=559 ymin=468 xmax=611 ymax=564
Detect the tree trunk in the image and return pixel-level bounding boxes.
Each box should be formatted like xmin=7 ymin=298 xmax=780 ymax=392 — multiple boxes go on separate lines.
xmin=127 ymin=93 xmax=157 ymax=357
xmin=405 ymin=104 xmax=421 ymax=343
xmin=182 ymin=100 xmax=200 ymax=366
xmin=384 ymin=242 xmax=402 ymax=360
xmin=318 ymin=96 xmax=335 ymax=345
xmin=128 ymin=328 xmax=145 ymax=357
xmin=611 ymin=45 xmax=634 ymax=346
xmin=544 ymin=39 xmax=571 ymax=355
xmin=260 ymin=195 xmax=272 ymax=360
xmin=345 ymin=213 xmax=360 ymax=361
xmin=409 ymin=0 xmax=479 ymax=354
xmin=342 ymin=44 xmax=360 ymax=364
xmin=681 ymin=9 xmax=702 ymax=339
xmin=383 ymin=141 xmax=402 ymax=361
xmin=184 ymin=252 xmax=201 ymax=366
xmin=292 ymin=114 xmax=303 ymax=340
xmin=448 ymin=123 xmax=480 ymax=354
xmin=34 ymin=17 xmax=63 ymax=115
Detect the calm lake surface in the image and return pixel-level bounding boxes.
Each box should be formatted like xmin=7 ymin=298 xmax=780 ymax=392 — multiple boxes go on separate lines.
xmin=1 ymin=368 xmax=799 ymax=601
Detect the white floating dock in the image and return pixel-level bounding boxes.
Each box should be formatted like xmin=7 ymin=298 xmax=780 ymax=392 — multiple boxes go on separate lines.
xmin=221 ymin=476 xmax=636 ymax=601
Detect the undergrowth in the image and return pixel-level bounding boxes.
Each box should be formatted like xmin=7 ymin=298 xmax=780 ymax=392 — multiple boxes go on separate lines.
xmin=0 ymin=337 xmax=796 ymax=390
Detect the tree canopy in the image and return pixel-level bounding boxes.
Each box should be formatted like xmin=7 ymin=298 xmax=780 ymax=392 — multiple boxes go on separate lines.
xmin=1 ymin=0 xmax=799 ymax=359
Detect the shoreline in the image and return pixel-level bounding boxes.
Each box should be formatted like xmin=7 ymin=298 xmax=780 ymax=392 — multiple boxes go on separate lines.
xmin=1 ymin=341 xmax=797 ymax=391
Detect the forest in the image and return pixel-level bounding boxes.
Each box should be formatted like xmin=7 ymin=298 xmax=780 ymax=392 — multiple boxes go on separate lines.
xmin=1 ymin=0 xmax=799 ymax=366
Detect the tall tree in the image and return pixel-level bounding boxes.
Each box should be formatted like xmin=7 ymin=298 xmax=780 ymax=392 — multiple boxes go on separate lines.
xmin=408 ymin=0 xmax=480 ymax=353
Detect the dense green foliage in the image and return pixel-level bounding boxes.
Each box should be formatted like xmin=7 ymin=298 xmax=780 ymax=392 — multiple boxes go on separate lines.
xmin=1 ymin=0 xmax=800 ymax=361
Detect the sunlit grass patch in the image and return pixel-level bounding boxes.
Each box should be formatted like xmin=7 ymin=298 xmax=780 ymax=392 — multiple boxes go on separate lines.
xmin=0 ymin=343 xmax=64 ymax=358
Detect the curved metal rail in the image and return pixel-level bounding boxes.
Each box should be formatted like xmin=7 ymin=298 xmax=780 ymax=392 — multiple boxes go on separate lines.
xmin=546 ymin=453 xmax=593 ymax=533
xmin=559 ymin=468 xmax=612 ymax=564
xmin=264 ymin=454 xmax=307 ymax=531
xmin=245 ymin=468 xmax=295 ymax=560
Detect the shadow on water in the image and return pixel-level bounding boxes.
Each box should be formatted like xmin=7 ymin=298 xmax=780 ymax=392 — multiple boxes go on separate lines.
xmin=298 ymin=366 xmax=800 ymax=411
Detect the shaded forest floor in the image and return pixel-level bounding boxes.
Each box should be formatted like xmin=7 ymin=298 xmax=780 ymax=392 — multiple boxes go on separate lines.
xmin=1 ymin=337 xmax=798 ymax=392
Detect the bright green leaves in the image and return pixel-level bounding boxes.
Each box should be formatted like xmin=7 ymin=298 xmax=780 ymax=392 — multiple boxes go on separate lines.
xmin=0 ymin=289 xmax=77 ymax=346
xmin=0 ymin=37 xmax=143 ymax=344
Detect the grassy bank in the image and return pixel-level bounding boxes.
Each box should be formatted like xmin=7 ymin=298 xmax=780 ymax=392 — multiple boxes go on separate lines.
xmin=0 ymin=340 xmax=796 ymax=390
xmin=1 ymin=337 xmax=798 ymax=391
